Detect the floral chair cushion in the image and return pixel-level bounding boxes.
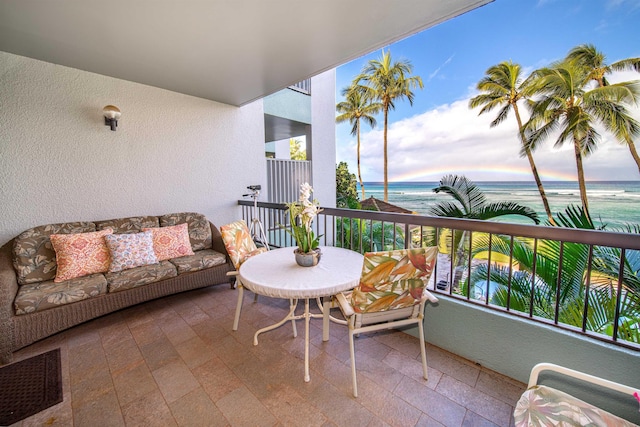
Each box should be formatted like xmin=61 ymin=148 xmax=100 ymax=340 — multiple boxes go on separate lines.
xmin=350 ymin=247 xmax=438 ymax=313
xmin=168 ymin=249 xmax=227 ymax=274
xmin=159 ymin=212 xmax=212 ymax=251
xmin=104 ymin=231 xmax=158 ymax=273
xmin=50 ymin=228 xmax=114 ymax=282
xmin=13 ymin=221 xmax=96 ymax=285
xmin=14 ymin=273 xmax=107 ymax=315
xmin=220 ymin=220 xmax=267 ymax=269
xmin=142 ymin=223 xmax=195 ymax=261
xmin=514 ymin=385 xmax=638 ymax=427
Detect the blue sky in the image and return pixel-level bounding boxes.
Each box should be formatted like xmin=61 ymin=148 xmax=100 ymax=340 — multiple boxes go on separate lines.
xmin=335 ymin=0 xmax=640 ymax=182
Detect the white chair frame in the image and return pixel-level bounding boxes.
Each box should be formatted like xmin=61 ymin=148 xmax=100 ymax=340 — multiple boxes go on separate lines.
xmin=230 ymin=271 xmax=298 ymax=337
xmin=336 ymin=290 xmax=439 ymax=398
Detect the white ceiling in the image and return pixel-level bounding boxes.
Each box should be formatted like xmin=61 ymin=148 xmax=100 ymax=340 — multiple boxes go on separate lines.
xmin=0 ymin=0 xmax=492 ymax=106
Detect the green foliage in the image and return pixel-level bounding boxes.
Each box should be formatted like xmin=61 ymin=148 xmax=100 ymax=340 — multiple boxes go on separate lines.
xmin=468 ymin=205 xmax=640 ymax=344
xmin=335 ymin=218 xmax=405 ymax=253
xmin=289 ymin=138 xmax=306 ymax=160
xmin=336 ymin=162 xmax=359 ymax=208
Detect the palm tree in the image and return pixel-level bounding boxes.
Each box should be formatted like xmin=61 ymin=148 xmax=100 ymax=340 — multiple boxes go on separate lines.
xmin=566 ymin=44 xmax=640 ymax=87
xmin=566 ymin=44 xmax=640 ymax=173
xmin=525 ymin=61 xmax=640 ymax=213
xmin=429 ymin=175 xmax=539 ymax=287
xmin=336 ymin=84 xmax=381 ymax=199
xmin=356 ymin=50 xmax=423 ymax=202
xmin=470 ymin=205 xmax=640 ymax=343
xmin=469 ymin=61 xmax=555 ymax=223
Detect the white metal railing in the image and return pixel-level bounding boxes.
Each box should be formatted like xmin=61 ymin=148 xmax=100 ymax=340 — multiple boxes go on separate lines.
xmin=239 ymin=200 xmax=640 ymax=351
xmin=266 ymin=159 xmax=312 ymax=203
xmin=288 ymin=79 xmax=311 ymax=95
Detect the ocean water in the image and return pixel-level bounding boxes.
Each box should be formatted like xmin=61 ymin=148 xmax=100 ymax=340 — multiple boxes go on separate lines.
xmin=358 ymin=181 xmax=640 ymax=229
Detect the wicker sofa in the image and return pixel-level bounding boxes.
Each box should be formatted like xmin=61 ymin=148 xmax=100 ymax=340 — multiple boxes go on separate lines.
xmin=0 ymin=212 xmax=233 ymax=364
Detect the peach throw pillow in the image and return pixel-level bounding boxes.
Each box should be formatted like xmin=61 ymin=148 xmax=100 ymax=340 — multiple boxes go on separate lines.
xmin=143 ymin=223 xmax=194 ymax=261
xmin=50 ymin=228 xmax=113 ymax=282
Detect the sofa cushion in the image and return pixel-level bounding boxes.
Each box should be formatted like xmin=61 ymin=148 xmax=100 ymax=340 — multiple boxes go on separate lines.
xmin=104 ymin=231 xmax=158 ymax=272
xmin=14 ymin=273 xmax=107 ymax=315
xmin=50 ymin=229 xmax=113 ymax=282
xmin=13 ymin=222 xmax=97 ymax=285
xmin=159 ymin=213 xmax=211 ymax=251
xmin=143 ymin=223 xmax=195 ymax=261
xmin=95 ymin=216 xmax=160 ymax=234
xmin=105 ymin=261 xmax=177 ymax=292
xmin=168 ymin=249 xmax=227 ymax=274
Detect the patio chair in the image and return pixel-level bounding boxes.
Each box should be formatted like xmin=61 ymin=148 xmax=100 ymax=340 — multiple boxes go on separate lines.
xmin=221 ymin=220 xmax=298 ymax=336
xmin=220 ymin=220 xmax=268 ymax=331
xmin=335 ymin=247 xmax=439 ymax=397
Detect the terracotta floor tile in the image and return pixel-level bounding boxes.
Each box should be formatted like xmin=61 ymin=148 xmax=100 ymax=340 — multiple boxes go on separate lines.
xmin=174 ymin=335 xmax=214 ymax=369
xmin=463 ymin=410 xmax=501 ymax=427
xmin=436 ymin=375 xmax=513 ymax=426
xmin=425 ymin=345 xmax=481 ymax=387
xmin=8 ymin=284 xmax=525 ymax=426
xmin=152 ymin=360 xmax=201 ymax=403
xmin=121 ymin=389 xmax=177 ymax=427
xmin=476 ymin=370 xmax=526 ymax=406
xmin=215 ymin=386 xmax=277 ymax=426
xmin=73 ymin=389 xmax=124 ymax=427
xmin=139 ymin=336 xmax=181 ymax=371
xmin=169 ymin=388 xmax=227 ymax=426
xmin=395 ymin=376 xmax=466 ymax=426
xmin=192 ymin=356 xmax=243 ymax=403
xmin=129 ymin=320 xmax=165 ymax=347
xmin=112 ymin=360 xmax=158 ymax=406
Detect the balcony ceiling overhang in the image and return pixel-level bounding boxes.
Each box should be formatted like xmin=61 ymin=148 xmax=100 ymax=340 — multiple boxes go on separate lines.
xmin=0 ymin=0 xmax=491 ymax=106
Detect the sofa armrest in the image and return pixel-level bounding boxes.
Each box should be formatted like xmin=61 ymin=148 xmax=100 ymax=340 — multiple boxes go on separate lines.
xmin=0 ymin=240 xmax=17 ymax=364
xmin=209 ymin=221 xmax=229 ymax=258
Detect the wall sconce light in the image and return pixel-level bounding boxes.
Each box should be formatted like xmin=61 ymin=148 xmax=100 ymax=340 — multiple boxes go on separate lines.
xmin=103 ymin=105 xmax=121 ymax=131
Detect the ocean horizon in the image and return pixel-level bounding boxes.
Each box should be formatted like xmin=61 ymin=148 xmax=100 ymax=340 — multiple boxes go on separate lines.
xmin=356 ymin=181 xmax=640 ymax=228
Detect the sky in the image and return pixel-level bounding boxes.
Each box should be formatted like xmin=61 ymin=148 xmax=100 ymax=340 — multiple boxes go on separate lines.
xmin=335 ymin=0 xmax=640 ymax=182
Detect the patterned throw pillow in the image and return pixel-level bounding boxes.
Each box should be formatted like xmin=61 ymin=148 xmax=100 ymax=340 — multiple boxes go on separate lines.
xmin=220 ymin=220 xmax=264 ymax=269
xmin=142 ymin=223 xmax=195 ymax=261
xmin=50 ymin=228 xmax=113 ymax=282
xmin=104 ymin=230 xmax=159 ymax=272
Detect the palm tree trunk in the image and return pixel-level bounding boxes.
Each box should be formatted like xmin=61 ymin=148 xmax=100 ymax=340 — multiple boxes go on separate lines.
xmin=514 ymin=106 xmax=554 ymax=224
xmin=574 ymin=138 xmax=590 ymax=213
xmin=356 ymin=120 xmax=365 ymax=200
xmin=383 ymin=106 xmax=389 ymax=202
xmin=625 ymin=138 xmax=640 ymax=175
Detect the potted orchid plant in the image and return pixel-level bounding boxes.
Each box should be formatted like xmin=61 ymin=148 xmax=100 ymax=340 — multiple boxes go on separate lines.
xmin=284 ymin=183 xmax=323 ymax=266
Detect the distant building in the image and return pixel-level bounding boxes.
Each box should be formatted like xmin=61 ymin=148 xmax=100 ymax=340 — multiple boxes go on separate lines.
xmin=360 ymin=197 xmax=415 ymax=214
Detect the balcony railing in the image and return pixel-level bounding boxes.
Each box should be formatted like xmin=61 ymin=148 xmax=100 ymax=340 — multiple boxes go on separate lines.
xmin=265 ymin=159 xmax=312 ymax=203
xmin=288 ymin=79 xmax=311 ymax=95
xmin=239 ymin=199 xmax=640 ymax=352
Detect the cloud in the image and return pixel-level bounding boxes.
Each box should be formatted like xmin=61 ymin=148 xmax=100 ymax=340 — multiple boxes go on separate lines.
xmin=336 ymin=72 xmax=640 ymax=182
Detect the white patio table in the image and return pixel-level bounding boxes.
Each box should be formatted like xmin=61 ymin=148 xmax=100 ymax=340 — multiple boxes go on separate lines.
xmin=238 ymin=246 xmax=364 ymax=382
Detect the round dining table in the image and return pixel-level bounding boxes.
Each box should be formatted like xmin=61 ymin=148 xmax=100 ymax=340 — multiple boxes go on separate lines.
xmin=239 ymin=246 xmax=364 ymax=382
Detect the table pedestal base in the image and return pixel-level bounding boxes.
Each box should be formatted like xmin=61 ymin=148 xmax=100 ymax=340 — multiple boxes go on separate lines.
xmin=253 ymin=297 xmax=334 ymax=382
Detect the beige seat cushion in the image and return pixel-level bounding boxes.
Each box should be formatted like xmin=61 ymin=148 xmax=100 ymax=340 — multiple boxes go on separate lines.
xmin=168 ymin=249 xmax=227 ymax=274
xmin=106 ymin=261 xmax=177 ymax=292
xmin=14 ymin=273 xmax=107 ymax=315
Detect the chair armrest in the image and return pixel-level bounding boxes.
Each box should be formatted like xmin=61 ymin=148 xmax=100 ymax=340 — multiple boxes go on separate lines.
xmin=421 ymin=289 xmax=438 ymax=304
xmin=335 ymin=293 xmax=355 ymax=317
xmin=528 ymin=363 xmax=638 ymax=395
xmin=0 ymin=240 xmax=17 ymax=364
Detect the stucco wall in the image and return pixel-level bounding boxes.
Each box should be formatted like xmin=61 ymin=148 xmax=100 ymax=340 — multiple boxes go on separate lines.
xmin=0 ymin=52 xmax=266 ymax=245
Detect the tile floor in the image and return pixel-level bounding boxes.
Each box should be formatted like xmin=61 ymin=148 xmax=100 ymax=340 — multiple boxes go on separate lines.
xmin=9 ymin=284 xmax=525 ymax=427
